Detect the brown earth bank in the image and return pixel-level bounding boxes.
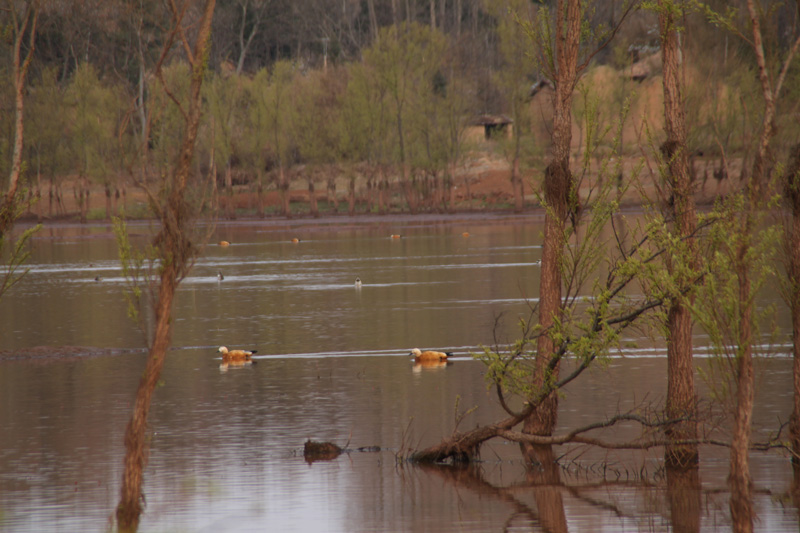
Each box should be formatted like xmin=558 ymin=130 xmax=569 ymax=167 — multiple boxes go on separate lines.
xmin=15 ymin=153 xmax=742 ymax=225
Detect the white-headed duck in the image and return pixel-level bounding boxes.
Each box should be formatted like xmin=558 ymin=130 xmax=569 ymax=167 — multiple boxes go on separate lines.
xmin=218 ymin=346 xmax=256 ymax=363
xmin=409 ymin=348 xmax=452 ymax=362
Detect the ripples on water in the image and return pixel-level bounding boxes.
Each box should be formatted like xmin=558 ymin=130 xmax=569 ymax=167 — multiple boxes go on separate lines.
xmin=0 ymin=216 xmax=797 ymax=531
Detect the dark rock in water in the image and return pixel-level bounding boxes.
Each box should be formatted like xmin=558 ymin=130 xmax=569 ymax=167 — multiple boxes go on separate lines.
xmin=303 ymin=440 xmax=343 ymax=463
xmin=357 ymin=446 xmax=381 ymax=453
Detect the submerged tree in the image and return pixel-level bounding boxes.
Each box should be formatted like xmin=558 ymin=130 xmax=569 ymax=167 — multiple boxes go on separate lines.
xmin=653 ymin=0 xmax=700 ymax=470
xmin=786 ymin=142 xmax=800 ymax=472
xmin=115 ymin=1 xmax=216 ymax=531
xmin=0 ymin=0 xmax=41 ymax=299
xmin=0 ymin=0 xmax=39 ymax=235
xmin=695 ymin=1 xmax=800 ymax=530
xmin=408 ymin=72 xmax=680 ymax=466
xmin=518 ymin=0 xmax=637 ymax=454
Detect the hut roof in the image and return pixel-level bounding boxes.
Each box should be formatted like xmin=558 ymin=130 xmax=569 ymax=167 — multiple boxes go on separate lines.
xmin=470 ymin=114 xmax=513 ymax=127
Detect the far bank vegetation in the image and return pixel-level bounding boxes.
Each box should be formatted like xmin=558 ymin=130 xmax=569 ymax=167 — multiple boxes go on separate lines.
xmin=1 ymin=0 xmax=799 ymax=221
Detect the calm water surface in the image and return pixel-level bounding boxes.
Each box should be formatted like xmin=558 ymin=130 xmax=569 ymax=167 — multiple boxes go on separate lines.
xmin=0 ymin=213 xmax=797 ymax=532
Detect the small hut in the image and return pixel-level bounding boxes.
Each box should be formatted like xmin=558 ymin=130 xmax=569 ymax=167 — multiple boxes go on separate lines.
xmin=466 ymin=115 xmax=514 ymax=143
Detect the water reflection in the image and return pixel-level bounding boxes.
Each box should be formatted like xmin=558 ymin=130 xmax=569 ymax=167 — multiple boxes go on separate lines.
xmin=667 ymin=466 xmax=701 ymax=533
xmin=0 ymin=215 xmax=798 ymax=531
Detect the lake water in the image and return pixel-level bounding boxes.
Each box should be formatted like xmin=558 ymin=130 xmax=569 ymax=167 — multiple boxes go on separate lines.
xmin=0 ymin=213 xmax=798 ymax=532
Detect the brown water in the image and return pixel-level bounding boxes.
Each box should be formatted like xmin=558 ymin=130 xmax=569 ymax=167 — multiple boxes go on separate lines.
xmin=0 ymin=213 xmax=797 ymax=532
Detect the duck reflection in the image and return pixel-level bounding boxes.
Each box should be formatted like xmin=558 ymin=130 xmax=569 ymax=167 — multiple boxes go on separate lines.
xmin=219 ymin=359 xmax=255 ymax=372
xmin=412 ymin=359 xmax=450 ymax=372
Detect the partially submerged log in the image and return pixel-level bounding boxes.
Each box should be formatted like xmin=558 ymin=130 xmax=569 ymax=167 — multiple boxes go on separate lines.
xmin=303 ymin=440 xmax=343 ymax=463
xmin=302 ymin=440 xmax=383 ymax=463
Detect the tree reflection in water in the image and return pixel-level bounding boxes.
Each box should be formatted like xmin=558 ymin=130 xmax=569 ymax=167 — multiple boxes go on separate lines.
xmin=412 ymin=449 xmax=711 ymax=532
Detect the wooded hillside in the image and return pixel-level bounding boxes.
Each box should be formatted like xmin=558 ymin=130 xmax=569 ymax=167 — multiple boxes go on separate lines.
xmin=1 ymin=0 xmax=799 ymax=220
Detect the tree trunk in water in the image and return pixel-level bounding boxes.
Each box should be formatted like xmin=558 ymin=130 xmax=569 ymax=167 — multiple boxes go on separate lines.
xmin=729 ymin=268 xmax=754 ymax=533
xmin=116 ymin=273 xmax=177 ymax=531
xmin=786 ymin=144 xmax=800 ymax=465
xmin=728 ymin=2 xmax=785 ymax=529
xmin=523 ymin=0 xmax=579 ymax=441
xmin=666 ymin=465 xmax=701 ymax=532
xmin=0 ymin=3 xmax=39 ymax=237
xmin=520 ymin=445 xmax=568 ymax=531
xmin=659 ymin=0 xmax=699 ymax=469
xmin=115 ymin=1 xmax=215 ymax=529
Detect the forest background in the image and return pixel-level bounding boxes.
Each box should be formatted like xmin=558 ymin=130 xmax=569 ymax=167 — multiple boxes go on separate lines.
xmin=2 ymin=0 xmax=799 ymax=222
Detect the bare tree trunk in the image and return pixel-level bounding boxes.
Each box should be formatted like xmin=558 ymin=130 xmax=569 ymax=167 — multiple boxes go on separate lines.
xmin=327 ymin=175 xmax=338 ymax=212
xmin=667 ymin=465 xmax=701 ymax=532
xmin=257 ymin=168 xmax=265 ymax=218
xmin=786 ymin=144 xmax=800 ymax=466
xmin=366 ymin=172 xmax=375 ymax=212
xmin=447 ymin=163 xmax=456 ymax=212
xmin=225 ymin=165 xmax=235 ymax=219
xmin=48 ymin=178 xmax=54 ymax=217
xmin=456 ymin=0 xmax=462 ymax=38
xmin=207 ymin=116 xmax=218 ymax=215
xmin=116 ymin=277 xmax=176 ymax=531
xmin=730 ymin=257 xmax=755 ymax=533
xmin=367 ymin=0 xmax=378 ymax=41
xmin=378 ymin=167 xmax=387 ymax=214
xmin=308 ymin=173 xmax=318 ymax=217
xmin=402 ymin=166 xmax=419 ymax=214
xmin=523 ymin=0 xmax=580 ymax=442
xmin=116 ymin=2 xmax=216 ymax=530
xmin=105 ymin=183 xmax=112 ymax=220
xmin=35 ymin=172 xmax=43 ymax=222
xmin=78 ymin=176 xmax=89 ymax=223
xmin=348 ymin=175 xmax=356 ymax=216
xmin=727 ymin=2 xmax=795 ymax=529
xmin=520 ymin=445 xmax=568 ymax=531
xmin=512 ymin=155 xmax=523 ymax=213
xmin=728 ymin=4 xmax=776 ymax=530
xmin=236 ymin=0 xmax=261 ymax=75
xmin=279 ymin=164 xmax=291 ymax=219
xmin=658 ymin=0 xmax=699 ymax=470
xmin=1 ymin=1 xmax=39 ymax=237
